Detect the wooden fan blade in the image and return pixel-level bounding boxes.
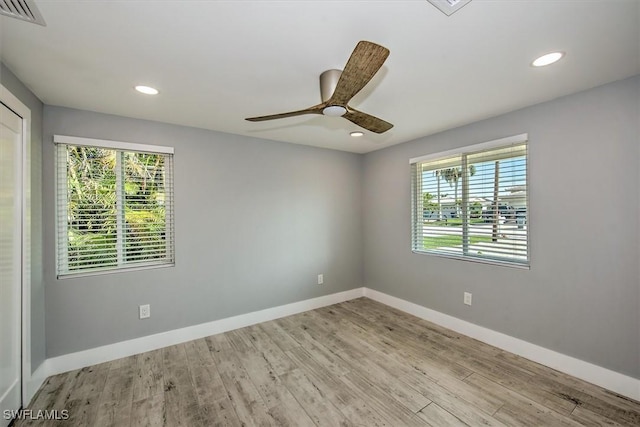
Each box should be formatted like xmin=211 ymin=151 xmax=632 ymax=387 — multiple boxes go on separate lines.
xmin=329 ymin=41 xmax=390 ymax=106
xmin=246 ymin=103 xmax=326 ymax=122
xmin=343 ymin=107 xmax=393 ymax=134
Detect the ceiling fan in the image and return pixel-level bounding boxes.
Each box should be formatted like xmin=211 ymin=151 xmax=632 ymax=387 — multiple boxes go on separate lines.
xmin=245 ymin=41 xmax=393 ymax=134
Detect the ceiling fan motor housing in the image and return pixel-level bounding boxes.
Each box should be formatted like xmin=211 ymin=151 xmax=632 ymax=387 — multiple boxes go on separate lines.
xmin=320 ymin=69 xmax=347 ymax=116
xmin=320 ymin=69 xmax=342 ymax=103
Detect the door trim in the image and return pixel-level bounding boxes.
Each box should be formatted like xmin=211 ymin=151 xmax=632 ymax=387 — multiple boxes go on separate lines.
xmin=0 ymin=83 xmax=32 ymax=406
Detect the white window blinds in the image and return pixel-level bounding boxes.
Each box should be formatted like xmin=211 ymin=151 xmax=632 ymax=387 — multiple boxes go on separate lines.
xmin=55 ymin=136 xmax=175 ymax=277
xmin=411 ymin=135 xmax=528 ymax=267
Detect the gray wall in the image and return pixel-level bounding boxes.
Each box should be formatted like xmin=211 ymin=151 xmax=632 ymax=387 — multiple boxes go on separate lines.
xmin=363 ymin=76 xmax=640 ymax=379
xmin=1 ymin=63 xmax=46 ymax=373
xmin=42 ymin=106 xmax=363 ymax=357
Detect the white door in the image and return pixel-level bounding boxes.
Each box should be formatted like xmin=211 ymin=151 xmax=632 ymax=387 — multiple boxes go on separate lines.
xmin=0 ymin=102 xmax=23 ymax=426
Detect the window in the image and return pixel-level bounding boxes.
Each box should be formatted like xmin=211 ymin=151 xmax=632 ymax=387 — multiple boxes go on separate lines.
xmin=55 ymin=135 xmax=174 ymax=277
xmin=411 ymin=134 xmax=528 ymax=267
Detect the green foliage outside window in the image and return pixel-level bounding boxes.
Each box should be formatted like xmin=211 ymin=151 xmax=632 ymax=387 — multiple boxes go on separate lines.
xmin=64 ymin=145 xmax=169 ymax=271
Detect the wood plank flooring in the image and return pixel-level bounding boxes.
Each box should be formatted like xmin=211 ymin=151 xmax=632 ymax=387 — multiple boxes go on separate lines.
xmin=16 ymin=297 xmax=640 ymax=426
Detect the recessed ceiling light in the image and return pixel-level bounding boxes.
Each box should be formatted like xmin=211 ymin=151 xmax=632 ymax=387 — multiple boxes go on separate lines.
xmin=532 ymin=52 xmax=564 ymax=67
xmin=350 ymin=131 xmax=364 ymax=137
xmin=135 ymin=85 xmax=159 ymax=95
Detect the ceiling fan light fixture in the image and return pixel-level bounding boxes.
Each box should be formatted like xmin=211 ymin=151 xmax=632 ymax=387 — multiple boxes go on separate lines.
xmin=135 ymin=85 xmax=159 ymax=95
xmin=532 ymin=52 xmax=564 ymax=67
xmin=322 ymin=105 xmax=347 ymax=117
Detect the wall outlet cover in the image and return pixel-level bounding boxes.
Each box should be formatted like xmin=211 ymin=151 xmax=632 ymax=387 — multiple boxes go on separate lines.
xmin=464 ymin=292 xmax=472 ymax=306
xmin=139 ymin=304 xmax=151 ymax=319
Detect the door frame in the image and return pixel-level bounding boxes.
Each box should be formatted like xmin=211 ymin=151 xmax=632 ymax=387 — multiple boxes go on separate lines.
xmin=1 ymin=83 xmax=32 ymax=406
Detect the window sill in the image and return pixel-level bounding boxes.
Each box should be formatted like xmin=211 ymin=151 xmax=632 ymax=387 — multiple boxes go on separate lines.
xmin=412 ymin=249 xmax=530 ymax=270
xmin=57 ymin=262 xmax=175 ymax=280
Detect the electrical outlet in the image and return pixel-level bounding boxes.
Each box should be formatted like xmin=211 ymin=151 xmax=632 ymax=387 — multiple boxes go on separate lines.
xmin=139 ymin=304 xmax=151 ymax=319
xmin=317 ymin=274 xmax=324 ymax=285
xmin=464 ymin=292 xmax=472 ymax=306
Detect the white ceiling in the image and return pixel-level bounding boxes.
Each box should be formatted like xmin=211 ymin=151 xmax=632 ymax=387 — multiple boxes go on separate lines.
xmin=1 ymin=1 xmax=638 ymax=153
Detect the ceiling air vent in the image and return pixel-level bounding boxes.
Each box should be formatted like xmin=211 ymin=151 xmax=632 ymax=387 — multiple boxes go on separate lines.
xmin=427 ymin=0 xmax=472 ymax=16
xmin=0 ymin=0 xmax=46 ymax=26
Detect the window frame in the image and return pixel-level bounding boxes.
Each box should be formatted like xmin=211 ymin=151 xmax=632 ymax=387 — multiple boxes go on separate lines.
xmin=54 ymin=135 xmax=175 ymax=278
xmin=410 ymin=133 xmax=530 ymax=269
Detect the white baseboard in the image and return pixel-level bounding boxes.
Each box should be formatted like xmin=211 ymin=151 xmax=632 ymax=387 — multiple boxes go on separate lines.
xmin=364 ymin=288 xmax=640 ymax=401
xmin=35 ymin=286 xmax=639 ymax=403
xmin=46 ymin=287 xmax=365 ymax=377
xmin=24 ymin=362 xmax=48 ymax=405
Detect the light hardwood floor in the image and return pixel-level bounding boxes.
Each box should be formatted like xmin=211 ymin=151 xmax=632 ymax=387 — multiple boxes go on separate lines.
xmin=16 ymin=297 xmax=640 ymax=426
